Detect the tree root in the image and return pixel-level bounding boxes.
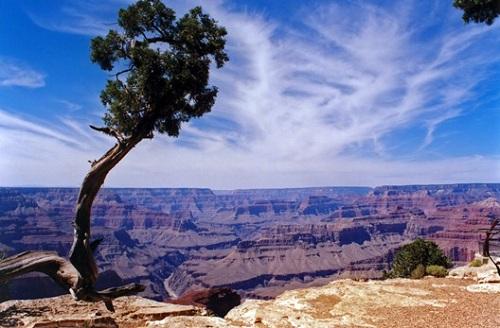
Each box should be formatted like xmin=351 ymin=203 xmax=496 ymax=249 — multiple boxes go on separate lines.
xmin=0 ymin=251 xmax=144 ymax=312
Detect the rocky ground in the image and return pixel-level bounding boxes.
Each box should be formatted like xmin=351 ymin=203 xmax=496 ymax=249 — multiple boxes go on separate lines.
xmin=227 ymin=278 xmax=500 ymax=328
xmin=1 ymin=275 xmax=498 ymax=328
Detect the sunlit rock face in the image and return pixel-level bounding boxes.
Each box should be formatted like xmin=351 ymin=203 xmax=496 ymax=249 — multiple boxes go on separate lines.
xmin=2 ymin=278 xmax=499 ymax=328
xmin=0 ymin=184 xmax=498 ymax=300
xmin=0 ymin=295 xmax=204 ymax=328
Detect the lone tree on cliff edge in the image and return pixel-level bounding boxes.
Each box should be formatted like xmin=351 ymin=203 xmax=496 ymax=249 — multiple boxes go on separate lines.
xmin=0 ymin=0 xmax=227 ymax=311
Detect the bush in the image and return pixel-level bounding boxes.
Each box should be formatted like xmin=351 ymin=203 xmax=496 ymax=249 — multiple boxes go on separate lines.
xmin=382 ymin=270 xmax=394 ymax=279
xmin=410 ymin=264 xmax=426 ymax=279
xmin=469 ymin=259 xmax=483 ymax=267
xmin=426 ymin=265 xmax=448 ymax=277
xmin=388 ymin=238 xmax=452 ymax=278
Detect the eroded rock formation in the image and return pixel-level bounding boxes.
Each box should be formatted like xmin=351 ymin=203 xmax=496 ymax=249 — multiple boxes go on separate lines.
xmin=0 ymin=184 xmax=499 ymax=300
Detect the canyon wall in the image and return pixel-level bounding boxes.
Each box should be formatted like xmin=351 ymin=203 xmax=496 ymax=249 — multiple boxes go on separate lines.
xmin=0 ymin=184 xmax=498 ymax=300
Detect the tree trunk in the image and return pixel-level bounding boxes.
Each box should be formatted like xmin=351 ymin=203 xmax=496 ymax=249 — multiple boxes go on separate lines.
xmin=0 ymin=134 xmax=147 ymax=311
xmin=69 ymin=136 xmax=143 ymax=295
xmin=483 ymin=218 xmax=500 ymax=277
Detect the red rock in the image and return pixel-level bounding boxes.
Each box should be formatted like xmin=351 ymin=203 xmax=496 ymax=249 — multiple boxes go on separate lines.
xmin=169 ymin=287 xmax=241 ymax=317
xmin=1 ymin=184 xmax=499 ymax=300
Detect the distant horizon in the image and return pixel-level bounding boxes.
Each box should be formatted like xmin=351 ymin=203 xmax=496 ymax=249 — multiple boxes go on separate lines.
xmin=1 ymin=181 xmax=499 ymax=191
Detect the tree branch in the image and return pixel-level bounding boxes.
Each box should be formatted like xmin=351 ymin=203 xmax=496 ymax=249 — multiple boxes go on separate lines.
xmin=483 ymin=217 xmax=500 ymax=277
xmin=98 ymin=283 xmax=145 ymax=298
xmin=138 ymin=36 xmax=168 ymax=45
xmin=89 ymin=125 xmax=125 ymax=143
xmin=90 ymin=238 xmax=103 ymax=253
xmin=0 ymin=251 xmax=145 ymax=312
xmin=0 ymin=251 xmax=80 ymax=291
xmin=114 ymin=67 xmax=133 ymax=80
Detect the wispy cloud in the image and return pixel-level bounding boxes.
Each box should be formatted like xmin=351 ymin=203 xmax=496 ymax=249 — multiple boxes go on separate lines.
xmin=28 ymin=0 xmax=125 ymax=36
xmin=199 ymin=1 xmax=499 ymax=162
xmin=3 ymin=0 xmax=499 ymax=187
xmin=0 ymin=58 xmax=45 ymax=88
xmin=57 ymin=99 xmax=83 ymax=112
xmin=0 ymin=110 xmax=81 ymax=146
xmin=27 ymin=0 xmax=207 ymax=36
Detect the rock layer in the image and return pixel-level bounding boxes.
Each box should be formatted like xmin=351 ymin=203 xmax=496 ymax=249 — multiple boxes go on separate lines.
xmin=0 ymin=184 xmax=499 ymax=300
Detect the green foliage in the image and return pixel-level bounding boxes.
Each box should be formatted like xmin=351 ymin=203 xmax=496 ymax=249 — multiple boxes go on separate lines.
xmin=453 ymin=0 xmax=500 ymax=25
xmin=90 ymin=0 xmax=228 ymax=138
xmin=469 ymin=258 xmax=484 ymax=267
xmin=389 ymin=239 xmax=452 ymax=278
xmin=425 ymin=265 xmax=448 ymax=278
xmin=382 ymin=270 xmax=393 ymax=279
xmin=410 ymin=264 xmax=426 ymax=279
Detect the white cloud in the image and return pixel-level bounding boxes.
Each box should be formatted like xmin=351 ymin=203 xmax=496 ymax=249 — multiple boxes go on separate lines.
xmin=0 ymin=58 xmax=45 ymax=88
xmin=194 ymin=1 xmax=499 ymax=162
xmin=57 ymin=99 xmax=83 ymax=112
xmin=28 ymin=0 xmax=190 ymax=36
xmin=0 ymin=109 xmax=498 ymax=188
xmin=28 ymin=0 xmax=123 ymax=36
xmin=3 ymin=1 xmax=499 ymax=188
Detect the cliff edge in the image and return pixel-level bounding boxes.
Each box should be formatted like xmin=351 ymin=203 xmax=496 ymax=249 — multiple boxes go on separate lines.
xmin=1 ymin=274 xmax=499 ymax=327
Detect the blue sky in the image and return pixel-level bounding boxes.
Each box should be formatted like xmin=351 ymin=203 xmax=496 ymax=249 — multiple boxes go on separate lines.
xmin=0 ymin=0 xmax=499 ymax=188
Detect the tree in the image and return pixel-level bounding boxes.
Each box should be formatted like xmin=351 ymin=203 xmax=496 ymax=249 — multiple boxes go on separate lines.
xmin=453 ymin=0 xmax=500 ymax=25
xmin=388 ymin=239 xmax=452 ymax=278
xmin=0 ymin=0 xmax=227 ymax=311
xmin=480 ymin=216 xmax=500 ymax=276
xmin=454 ymin=1 xmax=500 ymax=276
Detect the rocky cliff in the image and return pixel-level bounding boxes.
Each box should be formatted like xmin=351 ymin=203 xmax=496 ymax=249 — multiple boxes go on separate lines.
xmin=1 ymin=276 xmax=499 ymax=327
xmin=0 ymin=184 xmax=499 ymax=300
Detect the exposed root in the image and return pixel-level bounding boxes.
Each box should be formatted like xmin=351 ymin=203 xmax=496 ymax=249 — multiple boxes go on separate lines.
xmin=0 ymin=251 xmax=144 ymax=312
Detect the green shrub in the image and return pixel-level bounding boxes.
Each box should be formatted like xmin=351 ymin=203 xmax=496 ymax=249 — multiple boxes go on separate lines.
xmin=426 ymin=265 xmax=448 ymax=277
xmin=382 ymin=270 xmax=394 ymax=280
xmin=469 ymin=259 xmax=483 ymax=267
xmin=410 ymin=264 xmax=426 ymax=279
xmin=388 ymin=238 xmax=452 ymax=278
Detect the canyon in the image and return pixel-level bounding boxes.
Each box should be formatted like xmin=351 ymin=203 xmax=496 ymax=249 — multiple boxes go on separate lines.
xmin=0 ymin=183 xmax=499 ymax=301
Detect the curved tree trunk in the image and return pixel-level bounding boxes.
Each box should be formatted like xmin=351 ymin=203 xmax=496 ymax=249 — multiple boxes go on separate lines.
xmin=0 ymin=134 xmax=147 ymax=311
xmin=483 ymin=218 xmax=500 ymax=277
xmin=69 ymin=135 xmax=143 ymax=295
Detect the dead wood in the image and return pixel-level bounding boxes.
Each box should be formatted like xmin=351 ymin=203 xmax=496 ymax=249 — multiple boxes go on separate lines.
xmin=0 ymin=251 xmax=145 ymax=312
xmin=0 ymin=136 xmax=147 ymax=311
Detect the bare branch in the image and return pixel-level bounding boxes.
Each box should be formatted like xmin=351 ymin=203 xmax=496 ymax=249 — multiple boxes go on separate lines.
xmin=90 ymin=238 xmax=103 ymax=253
xmin=0 ymin=251 xmax=80 ymax=291
xmin=89 ymin=125 xmax=125 ymax=143
xmin=114 ymin=67 xmax=133 ymax=80
xmin=0 ymin=251 xmax=145 ymax=312
xmin=482 ymin=217 xmax=500 ymax=277
xmin=152 ymin=24 xmax=168 ymax=39
xmin=98 ymin=283 xmax=145 ymax=298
